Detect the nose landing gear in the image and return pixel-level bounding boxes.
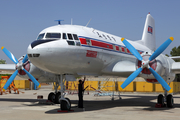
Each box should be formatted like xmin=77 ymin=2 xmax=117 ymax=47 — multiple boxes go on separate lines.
xmin=47 ymin=74 xmax=72 ymax=111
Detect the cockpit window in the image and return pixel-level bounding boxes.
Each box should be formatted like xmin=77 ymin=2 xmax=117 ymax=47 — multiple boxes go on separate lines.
xmin=63 ymin=33 xmax=67 ymax=39
xmin=37 ymin=33 xmax=45 ymax=40
xmin=73 ymin=34 xmax=79 ymax=40
xmin=45 ymin=33 xmax=61 ymax=39
xmin=67 ymin=33 xmax=73 ymax=40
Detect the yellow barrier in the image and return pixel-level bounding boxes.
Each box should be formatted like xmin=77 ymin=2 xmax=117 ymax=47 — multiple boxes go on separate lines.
xmin=136 ymin=82 xmax=154 ymax=92
xmin=53 ymin=81 xmax=180 ymax=93
xmin=155 ymin=84 xmax=164 ymax=92
xmin=88 ymin=81 xmax=99 ymax=91
xmin=0 ymin=80 xmax=7 ymax=88
xmin=0 ymin=80 xmax=30 ymax=89
xmin=14 ymin=80 xmax=30 ymax=89
xmin=117 ymin=81 xmax=134 ymax=92
xmin=100 ymin=81 xmax=116 ymax=91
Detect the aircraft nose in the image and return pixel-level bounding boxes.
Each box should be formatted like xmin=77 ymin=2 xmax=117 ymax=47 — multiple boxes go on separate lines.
xmin=30 ymin=40 xmax=55 ymax=49
xmin=27 ymin=44 xmax=40 ymax=58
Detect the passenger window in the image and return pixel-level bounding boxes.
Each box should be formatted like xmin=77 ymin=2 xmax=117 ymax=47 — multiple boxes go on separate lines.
xmin=45 ymin=33 xmax=61 ymax=39
xmin=37 ymin=33 xmax=45 ymax=40
xmin=86 ymin=39 xmax=92 ymax=46
xmin=67 ymin=33 xmax=73 ymax=40
xmin=119 ymin=46 xmax=122 ymax=52
xmin=113 ymin=45 xmax=116 ymax=50
xmin=63 ymin=33 xmax=67 ymax=39
xmin=73 ymin=34 xmax=79 ymax=40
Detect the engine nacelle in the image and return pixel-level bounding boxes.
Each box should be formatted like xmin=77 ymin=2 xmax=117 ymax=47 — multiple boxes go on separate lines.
xmin=138 ymin=52 xmax=175 ymax=84
xmin=17 ymin=55 xmax=53 ymax=82
xmin=17 ymin=56 xmax=77 ymax=83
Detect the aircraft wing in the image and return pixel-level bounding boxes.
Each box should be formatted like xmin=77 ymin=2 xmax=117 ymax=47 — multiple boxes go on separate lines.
xmin=169 ymin=56 xmax=180 ymax=60
xmin=102 ymin=60 xmax=136 ymax=76
xmin=0 ymin=64 xmax=16 ymax=71
xmin=171 ymin=62 xmax=180 ymax=74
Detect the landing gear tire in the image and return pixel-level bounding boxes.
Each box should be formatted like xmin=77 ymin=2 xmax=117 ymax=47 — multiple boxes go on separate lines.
xmin=60 ymin=98 xmax=71 ymax=111
xmin=48 ymin=92 xmax=55 ymax=103
xmin=157 ymin=94 xmax=164 ymax=106
xmin=167 ymin=94 xmax=174 ymax=108
xmin=55 ymin=92 xmax=61 ymax=104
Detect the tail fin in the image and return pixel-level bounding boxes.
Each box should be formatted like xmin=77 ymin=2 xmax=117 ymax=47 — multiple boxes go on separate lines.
xmin=141 ymin=13 xmax=156 ymax=51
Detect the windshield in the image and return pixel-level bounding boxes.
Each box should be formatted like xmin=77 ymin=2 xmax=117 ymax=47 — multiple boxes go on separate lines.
xmin=37 ymin=33 xmax=45 ymax=40
xmin=45 ymin=33 xmax=61 ymax=39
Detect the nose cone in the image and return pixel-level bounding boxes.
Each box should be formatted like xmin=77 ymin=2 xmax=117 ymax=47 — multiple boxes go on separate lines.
xmin=27 ymin=40 xmax=49 ymax=71
xmin=27 ymin=40 xmax=58 ymax=72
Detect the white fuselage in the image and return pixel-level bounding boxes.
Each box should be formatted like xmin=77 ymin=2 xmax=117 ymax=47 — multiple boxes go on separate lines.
xmin=27 ymin=25 xmax=151 ymax=77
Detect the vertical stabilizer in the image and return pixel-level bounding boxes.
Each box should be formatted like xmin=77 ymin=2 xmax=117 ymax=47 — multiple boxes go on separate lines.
xmin=141 ymin=13 xmax=156 ymax=51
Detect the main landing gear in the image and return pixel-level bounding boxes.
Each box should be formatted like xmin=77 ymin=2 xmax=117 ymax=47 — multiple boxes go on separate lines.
xmin=157 ymin=90 xmax=174 ymax=108
xmin=47 ymin=75 xmax=71 ymax=111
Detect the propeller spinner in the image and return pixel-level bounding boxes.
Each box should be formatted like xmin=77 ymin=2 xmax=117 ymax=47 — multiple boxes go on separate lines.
xmin=120 ymin=37 xmax=173 ymax=91
xmin=1 ymin=47 xmax=41 ymax=91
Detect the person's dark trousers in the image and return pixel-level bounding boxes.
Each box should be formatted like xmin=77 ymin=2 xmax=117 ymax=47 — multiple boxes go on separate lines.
xmin=78 ymin=92 xmax=83 ymax=108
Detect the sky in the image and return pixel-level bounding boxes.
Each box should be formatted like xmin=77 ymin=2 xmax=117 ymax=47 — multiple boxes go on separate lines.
xmin=0 ymin=0 xmax=180 ymax=63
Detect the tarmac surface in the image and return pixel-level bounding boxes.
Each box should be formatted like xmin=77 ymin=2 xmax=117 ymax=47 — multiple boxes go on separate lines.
xmin=0 ymin=87 xmax=180 ymax=120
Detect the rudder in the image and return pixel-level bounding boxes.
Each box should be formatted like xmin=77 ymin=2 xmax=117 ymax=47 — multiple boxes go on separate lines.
xmin=141 ymin=13 xmax=156 ymax=51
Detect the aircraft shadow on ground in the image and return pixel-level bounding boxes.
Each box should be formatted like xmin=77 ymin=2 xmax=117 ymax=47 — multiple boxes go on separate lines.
xmin=0 ymin=94 xmax=180 ymax=114
xmin=45 ymin=94 xmax=180 ymax=114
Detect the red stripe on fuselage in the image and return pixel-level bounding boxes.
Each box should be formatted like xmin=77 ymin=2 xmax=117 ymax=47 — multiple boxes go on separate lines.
xmin=91 ymin=40 xmax=113 ymax=49
xmin=79 ymin=38 xmax=87 ymax=45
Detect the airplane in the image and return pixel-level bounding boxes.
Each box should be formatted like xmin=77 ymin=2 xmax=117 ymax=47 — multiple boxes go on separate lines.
xmin=1 ymin=13 xmax=180 ymax=110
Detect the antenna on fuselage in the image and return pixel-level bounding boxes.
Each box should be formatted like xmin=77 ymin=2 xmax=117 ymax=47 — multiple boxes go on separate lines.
xmin=55 ymin=20 xmax=64 ymax=25
xmin=71 ymin=18 xmax=73 ymax=25
xmin=86 ymin=18 xmax=92 ymax=27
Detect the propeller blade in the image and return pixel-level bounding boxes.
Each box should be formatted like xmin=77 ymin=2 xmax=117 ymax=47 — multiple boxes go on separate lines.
xmin=149 ymin=37 xmax=173 ymax=61
xmin=3 ymin=70 xmax=18 ymax=90
xmin=121 ymin=67 xmax=143 ymax=89
xmin=22 ymin=54 xmax=28 ymax=63
xmin=22 ymin=68 xmax=41 ymax=88
xmin=149 ymin=67 xmax=171 ymax=91
xmin=121 ymin=38 xmax=143 ymax=61
xmin=1 ymin=46 xmax=18 ymax=64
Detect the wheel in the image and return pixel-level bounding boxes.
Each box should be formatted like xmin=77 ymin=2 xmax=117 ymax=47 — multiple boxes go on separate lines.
xmin=157 ymin=94 xmax=164 ymax=106
xmin=167 ymin=94 xmax=174 ymax=108
xmin=60 ymin=98 xmax=71 ymax=111
xmin=48 ymin=92 xmax=55 ymax=103
xmin=55 ymin=92 xmax=61 ymax=104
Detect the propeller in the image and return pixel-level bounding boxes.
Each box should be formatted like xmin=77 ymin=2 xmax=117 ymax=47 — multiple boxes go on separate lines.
xmin=120 ymin=37 xmax=173 ymax=91
xmin=1 ymin=46 xmax=41 ymax=91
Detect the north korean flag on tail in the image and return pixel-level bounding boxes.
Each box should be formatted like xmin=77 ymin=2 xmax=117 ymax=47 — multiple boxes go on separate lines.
xmin=148 ymin=26 xmax=153 ymax=34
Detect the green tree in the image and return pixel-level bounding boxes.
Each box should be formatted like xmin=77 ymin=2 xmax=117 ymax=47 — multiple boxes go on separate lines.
xmin=0 ymin=59 xmax=6 ymax=64
xmin=170 ymin=46 xmax=180 ymax=62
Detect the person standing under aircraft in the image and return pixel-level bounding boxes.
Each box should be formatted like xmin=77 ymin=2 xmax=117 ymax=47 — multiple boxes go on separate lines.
xmin=78 ymin=77 xmax=86 ymax=108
